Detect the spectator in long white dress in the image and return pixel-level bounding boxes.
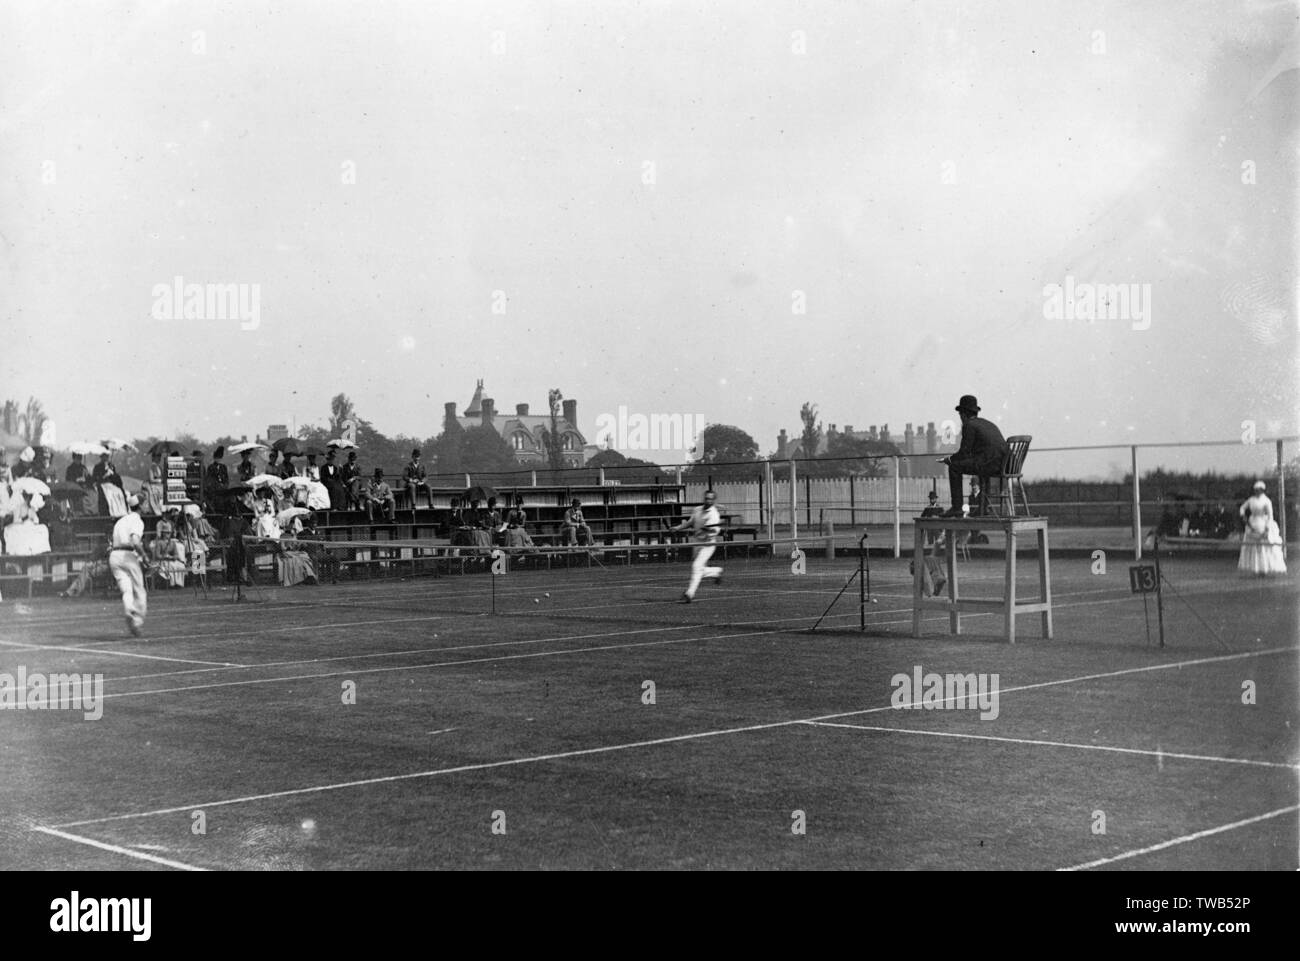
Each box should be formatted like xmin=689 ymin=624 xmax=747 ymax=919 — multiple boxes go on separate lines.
xmin=3 ymin=490 xmax=51 ymax=555
xmin=1238 ymin=481 xmax=1287 ymax=576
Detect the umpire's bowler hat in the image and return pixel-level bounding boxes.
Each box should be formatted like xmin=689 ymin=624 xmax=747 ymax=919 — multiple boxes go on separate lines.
xmin=956 ymin=395 xmax=981 ymax=415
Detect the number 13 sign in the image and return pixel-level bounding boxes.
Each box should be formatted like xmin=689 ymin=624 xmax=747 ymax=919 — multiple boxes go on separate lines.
xmin=1129 ymin=564 xmax=1157 ymax=594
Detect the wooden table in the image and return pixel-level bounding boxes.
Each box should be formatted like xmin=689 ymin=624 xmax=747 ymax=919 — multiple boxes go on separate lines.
xmin=911 ymin=516 xmax=1053 ymax=643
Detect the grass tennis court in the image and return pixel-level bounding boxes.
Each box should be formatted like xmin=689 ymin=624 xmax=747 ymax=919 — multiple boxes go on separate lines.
xmin=2 ymin=551 xmax=1295 ymax=871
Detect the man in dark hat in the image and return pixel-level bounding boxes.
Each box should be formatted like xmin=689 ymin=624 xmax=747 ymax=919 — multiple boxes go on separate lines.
xmin=65 ymin=452 xmax=93 ymax=515
xmin=204 ymin=446 xmax=229 ymax=514
xmin=320 ymin=448 xmax=345 ymax=513
xmin=403 ymin=448 xmax=430 ymax=509
xmin=939 ymin=395 xmax=1008 ymax=517
xmin=341 ymin=450 xmax=363 ymax=509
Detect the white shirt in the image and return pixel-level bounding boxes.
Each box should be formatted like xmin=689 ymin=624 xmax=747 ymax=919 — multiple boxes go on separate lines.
xmin=686 ymin=504 xmax=722 ymax=543
xmin=111 ymin=512 xmax=145 ymax=549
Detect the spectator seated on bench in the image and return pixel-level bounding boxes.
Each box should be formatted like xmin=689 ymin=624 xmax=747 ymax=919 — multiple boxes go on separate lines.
xmin=505 ymin=497 xmax=536 ymax=552
xmin=368 ymin=469 xmax=396 ymax=523
xmin=563 ymin=499 xmax=593 ymax=547
xmin=61 ymin=538 xmax=112 ymax=598
xmin=401 ymin=449 xmax=432 ymax=509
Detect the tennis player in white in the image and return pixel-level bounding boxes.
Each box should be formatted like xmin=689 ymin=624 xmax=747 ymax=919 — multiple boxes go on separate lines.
xmin=109 ymin=493 xmax=149 ymax=636
xmin=672 ymin=490 xmax=723 ymax=603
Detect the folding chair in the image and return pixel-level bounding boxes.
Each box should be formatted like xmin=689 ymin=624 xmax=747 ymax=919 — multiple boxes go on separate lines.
xmin=980 ymin=435 xmax=1033 ymax=517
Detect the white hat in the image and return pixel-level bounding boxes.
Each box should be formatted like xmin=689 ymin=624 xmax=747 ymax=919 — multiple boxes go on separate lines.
xmin=1253 ymin=480 xmax=1266 ymax=492
xmin=19 ymin=446 xmax=34 ymax=463
xmin=127 ymin=493 xmax=141 ymax=508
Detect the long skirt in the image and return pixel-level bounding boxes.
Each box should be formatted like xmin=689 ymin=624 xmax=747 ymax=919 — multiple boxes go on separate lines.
xmin=1238 ymin=530 xmax=1287 ymax=575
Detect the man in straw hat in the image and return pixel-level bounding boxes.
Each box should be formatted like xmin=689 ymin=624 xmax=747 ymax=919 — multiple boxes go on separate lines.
xmin=938 ymin=394 xmax=1008 ymax=518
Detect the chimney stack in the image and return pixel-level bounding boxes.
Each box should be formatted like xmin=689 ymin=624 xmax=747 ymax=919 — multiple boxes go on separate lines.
xmin=881 ymin=424 xmax=891 ymax=443
xmin=926 ymin=422 xmax=937 ymax=453
xmin=562 ymin=398 xmax=577 ymax=427
xmin=869 ymin=426 xmax=878 ymax=441
xmin=844 ymin=425 xmax=854 ymax=435
xmin=444 ymin=402 xmax=457 ymax=423
xmin=481 ymin=398 xmax=496 ymax=426
xmin=516 ymin=403 xmax=529 ymax=417
xmin=904 ymin=423 xmax=915 ymax=452
xmin=778 ymin=428 xmax=788 ymax=455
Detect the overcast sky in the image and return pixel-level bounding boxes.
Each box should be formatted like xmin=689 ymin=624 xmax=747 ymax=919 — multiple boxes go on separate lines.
xmin=1 ymin=0 xmax=1296 ymax=478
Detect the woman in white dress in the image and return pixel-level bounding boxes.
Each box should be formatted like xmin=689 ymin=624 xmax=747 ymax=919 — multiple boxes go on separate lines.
xmin=3 ymin=490 xmax=51 ymax=555
xmin=1238 ymin=481 xmax=1287 ymax=576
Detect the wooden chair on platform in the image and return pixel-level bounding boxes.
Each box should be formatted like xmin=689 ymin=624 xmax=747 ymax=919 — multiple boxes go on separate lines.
xmin=979 ymin=435 xmax=1033 ymax=518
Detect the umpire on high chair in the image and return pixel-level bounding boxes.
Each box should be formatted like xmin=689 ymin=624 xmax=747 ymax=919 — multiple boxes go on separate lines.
xmin=939 ymin=395 xmax=1008 ymax=517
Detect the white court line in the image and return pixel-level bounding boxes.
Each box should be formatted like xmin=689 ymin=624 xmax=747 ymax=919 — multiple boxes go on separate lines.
xmin=1057 ymin=805 xmax=1300 ymax=871
xmin=33 ymin=825 xmax=207 ymax=871
xmin=51 ymin=644 xmax=1295 ymax=829
xmin=802 ymin=646 xmax=1296 ymax=725
xmin=801 ymin=720 xmax=1300 ymax=770
xmin=0 ymin=638 xmax=243 ymax=668
xmin=95 ymin=625 xmax=811 ymax=700
xmin=52 ymin=717 xmax=801 ymax=828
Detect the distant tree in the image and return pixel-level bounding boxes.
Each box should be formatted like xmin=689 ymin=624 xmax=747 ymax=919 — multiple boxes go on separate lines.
xmin=540 ymin=388 xmax=566 ymax=471
xmin=460 ymin=425 xmax=518 ymax=474
xmin=798 ymin=402 xmax=822 ymax=461
xmin=588 ymin=448 xmax=667 ymax=484
xmin=328 ymin=393 xmax=356 ymax=436
xmin=822 ymin=432 xmax=896 ymax=477
xmin=1 ymin=396 xmax=50 ymax=446
xmin=686 ymin=424 xmax=762 ymax=480
xmin=431 ymin=404 xmax=466 ymax=478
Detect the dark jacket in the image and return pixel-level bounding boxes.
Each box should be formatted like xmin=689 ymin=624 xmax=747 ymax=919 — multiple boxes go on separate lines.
xmin=952 ymin=416 xmax=1008 ymax=471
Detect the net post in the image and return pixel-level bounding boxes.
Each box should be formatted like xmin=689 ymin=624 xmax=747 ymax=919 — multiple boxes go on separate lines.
xmin=1131 ymin=445 xmax=1142 ymax=560
xmin=1153 ymin=532 xmax=1165 ymax=648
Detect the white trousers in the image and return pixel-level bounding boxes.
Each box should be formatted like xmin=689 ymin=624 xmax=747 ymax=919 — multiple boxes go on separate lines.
xmin=109 ymin=552 xmax=147 ymax=627
xmin=686 ymin=543 xmax=722 ymax=598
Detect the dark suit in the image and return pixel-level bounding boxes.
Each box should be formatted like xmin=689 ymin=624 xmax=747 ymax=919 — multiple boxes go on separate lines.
xmin=947 ymin=416 xmax=1008 ymax=508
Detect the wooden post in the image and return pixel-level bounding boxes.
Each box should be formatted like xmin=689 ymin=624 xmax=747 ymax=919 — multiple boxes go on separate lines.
xmin=804 ymin=472 xmax=811 ymax=529
xmin=531 ymin=469 xmax=537 ymax=487
xmin=1278 ymin=439 xmax=1288 ymax=558
xmin=849 ymin=474 xmax=856 ymax=526
xmin=764 ymin=460 xmax=775 ymax=541
xmin=1131 ymin=446 xmax=1142 ymax=560
xmin=893 ymin=456 xmax=901 ymax=558
xmin=789 ymin=458 xmax=798 ymax=542
xmin=599 ymin=468 xmax=606 ymax=486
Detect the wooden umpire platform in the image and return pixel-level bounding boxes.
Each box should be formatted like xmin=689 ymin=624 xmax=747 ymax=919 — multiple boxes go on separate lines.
xmin=912 ymin=516 xmax=1053 ymax=644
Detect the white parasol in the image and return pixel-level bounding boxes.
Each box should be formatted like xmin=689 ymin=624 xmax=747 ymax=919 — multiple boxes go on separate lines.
xmin=11 ymin=476 xmax=51 ymax=498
